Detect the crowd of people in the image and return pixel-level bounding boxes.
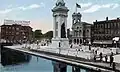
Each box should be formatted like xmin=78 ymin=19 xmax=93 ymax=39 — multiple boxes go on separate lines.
xmin=70 ymin=43 xmax=116 ymax=70
xmin=93 ymin=51 xmax=116 ymax=70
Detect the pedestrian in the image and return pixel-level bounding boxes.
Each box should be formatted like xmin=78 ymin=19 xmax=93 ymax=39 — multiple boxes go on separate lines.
xmin=105 ymin=55 xmax=108 ymax=63
xmin=112 ymin=62 xmax=116 ymax=70
xmin=111 ymin=52 xmax=113 ymax=56
xmin=59 ymin=42 xmax=61 ymax=47
xmin=70 ymin=44 xmax=73 ymax=48
xmin=95 ymin=50 xmax=97 ymax=55
xmin=110 ymin=56 xmax=114 ymax=66
xmin=93 ymin=49 xmax=94 ymax=54
xmin=111 ymin=56 xmax=114 ymax=64
xmin=110 ymin=56 xmax=112 ymax=66
xmin=99 ymin=52 xmax=103 ymax=62
xmin=94 ymin=54 xmax=96 ymax=62
xmin=89 ymin=44 xmax=91 ymax=50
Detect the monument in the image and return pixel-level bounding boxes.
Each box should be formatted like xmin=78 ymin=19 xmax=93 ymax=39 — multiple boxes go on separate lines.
xmin=51 ymin=0 xmax=70 ymax=48
xmin=51 ymin=0 xmax=69 ymax=72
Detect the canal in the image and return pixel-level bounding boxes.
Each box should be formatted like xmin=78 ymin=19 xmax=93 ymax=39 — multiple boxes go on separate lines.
xmin=0 ymin=45 xmax=87 ymax=72
xmin=1 ymin=55 xmax=87 ymax=72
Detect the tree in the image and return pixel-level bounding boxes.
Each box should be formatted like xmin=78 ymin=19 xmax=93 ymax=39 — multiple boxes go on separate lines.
xmin=43 ymin=31 xmax=53 ymax=39
xmin=34 ymin=30 xmax=43 ymax=40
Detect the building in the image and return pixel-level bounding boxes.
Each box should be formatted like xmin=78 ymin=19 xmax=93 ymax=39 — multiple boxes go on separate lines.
xmin=92 ymin=17 xmax=120 ymax=47
xmin=71 ymin=12 xmax=92 ymax=45
xmin=0 ymin=26 xmax=1 ymax=38
xmin=67 ymin=28 xmax=72 ymax=43
xmin=1 ymin=20 xmax=32 ymax=43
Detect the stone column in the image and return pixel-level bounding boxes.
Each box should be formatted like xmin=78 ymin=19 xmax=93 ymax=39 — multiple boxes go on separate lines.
xmin=53 ymin=16 xmax=56 ymax=38
xmin=58 ymin=16 xmax=61 ymax=38
xmin=65 ymin=17 xmax=67 ymax=38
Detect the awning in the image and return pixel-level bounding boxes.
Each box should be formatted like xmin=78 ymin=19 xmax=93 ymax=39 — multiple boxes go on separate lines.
xmin=113 ymin=37 xmax=119 ymax=41
xmin=93 ymin=41 xmax=112 ymax=44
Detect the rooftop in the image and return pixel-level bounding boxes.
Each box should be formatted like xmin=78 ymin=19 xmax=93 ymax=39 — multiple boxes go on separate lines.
xmin=94 ymin=17 xmax=120 ymax=23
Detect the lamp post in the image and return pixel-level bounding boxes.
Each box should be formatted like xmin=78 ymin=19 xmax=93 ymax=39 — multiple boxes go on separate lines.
xmin=59 ymin=41 xmax=61 ymax=54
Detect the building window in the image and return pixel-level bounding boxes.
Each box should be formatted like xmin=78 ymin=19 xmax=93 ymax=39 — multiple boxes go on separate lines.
xmin=114 ymin=23 xmax=116 ymax=27
xmin=77 ymin=27 xmax=79 ymax=29
xmin=108 ymin=23 xmax=110 ymax=28
xmin=76 ymin=31 xmax=79 ymax=36
xmin=118 ymin=23 xmax=120 ymax=28
xmin=87 ymin=30 xmax=89 ymax=32
xmin=9 ymin=27 xmax=11 ymax=29
xmin=12 ymin=27 xmax=14 ymax=30
xmin=16 ymin=32 xmax=19 ymax=35
xmin=101 ymin=24 xmax=102 ymax=28
xmin=105 ymin=24 xmax=107 ymax=28
xmin=79 ymin=30 xmax=81 ymax=32
xmin=16 ymin=28 xmax=19 ymax=30
xmin=116 ymin=23 xmax=118 ymax=28
xmin=79 ymin=30 xmax=81 ymax=36
xmin=22 ymin=32 xmax=25 ymax=35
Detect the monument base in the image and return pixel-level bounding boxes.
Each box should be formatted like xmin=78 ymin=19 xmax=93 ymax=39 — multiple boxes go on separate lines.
xmin=49 ymin=38 xmax=70 ymax=49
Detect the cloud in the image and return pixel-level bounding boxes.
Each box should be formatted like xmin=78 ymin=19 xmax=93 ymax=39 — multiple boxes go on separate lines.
xmin=82 ymin=5 xmax=101 ymax=13
xmin=79 ymin=3 xmax=92 ymax=8
xmin=112 ymin=4 xmax=119 ymax=9
xmin=82 ymin=3 xmax=120 ymax=13
xmin=0 ymin=9 xmax=13 ymax=14
xmin=29 ymin=4 xmax=40 ymax=9
xmin=0 ymin=3 xmax=45 ymax=14
xmin=18 ymin=4 xmax=42 ymax=10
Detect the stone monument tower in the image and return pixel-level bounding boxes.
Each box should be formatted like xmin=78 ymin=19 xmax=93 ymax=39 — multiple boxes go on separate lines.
xmin=51 ymin=0 xmax=69 ymax=48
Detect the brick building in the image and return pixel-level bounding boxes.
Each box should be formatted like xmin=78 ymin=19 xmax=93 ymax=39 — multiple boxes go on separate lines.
xmin=92 ymin=17 xmax=120 ymax=47
xmin=1 ymin=20 xmax=32 ymax=43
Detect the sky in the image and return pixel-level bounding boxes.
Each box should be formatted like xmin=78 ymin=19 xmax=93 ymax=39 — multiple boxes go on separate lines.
xmin=0 ymin=0 xmax=120 ymax=33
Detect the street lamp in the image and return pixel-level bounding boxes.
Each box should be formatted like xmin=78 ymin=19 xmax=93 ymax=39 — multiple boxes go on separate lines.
xmin=59 ymin=40 xmax=61 ymax=54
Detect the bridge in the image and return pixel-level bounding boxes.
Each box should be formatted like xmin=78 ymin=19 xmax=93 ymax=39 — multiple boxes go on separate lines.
xmin=4 ymin=44 xmax=120 ymax=72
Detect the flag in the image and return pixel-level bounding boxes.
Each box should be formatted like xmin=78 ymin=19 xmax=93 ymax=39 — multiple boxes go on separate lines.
xmin=76 ymin=3 xmax=81 ymax=8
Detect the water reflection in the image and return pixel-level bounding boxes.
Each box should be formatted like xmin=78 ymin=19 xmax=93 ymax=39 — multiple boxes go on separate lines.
xmin=1 ymin=47 xmax=31 ymax=66
xmin=1 ymin=56 xmax=88 ymax=72
xmin=1 ymin=47 xmax=89 ymax=72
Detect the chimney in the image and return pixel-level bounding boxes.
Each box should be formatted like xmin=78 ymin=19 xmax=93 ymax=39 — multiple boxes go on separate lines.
xmin=96 ymin=20 xmax=97 ymax=22
xmin=106 ymin=17 xmax=108 ymax=21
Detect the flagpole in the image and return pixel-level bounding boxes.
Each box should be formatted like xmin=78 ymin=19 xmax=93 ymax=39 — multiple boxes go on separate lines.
xmin=76 ymin=3 xmax=77 ymax=13
xmin=76 ymin=0 xmax=77 ymax=13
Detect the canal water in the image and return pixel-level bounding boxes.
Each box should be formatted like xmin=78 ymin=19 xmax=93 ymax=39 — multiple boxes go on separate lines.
xmin=1 ymin=55 xmax=87 ymax=72
xmin=0 ymin=45 xmax=87 ymax=72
